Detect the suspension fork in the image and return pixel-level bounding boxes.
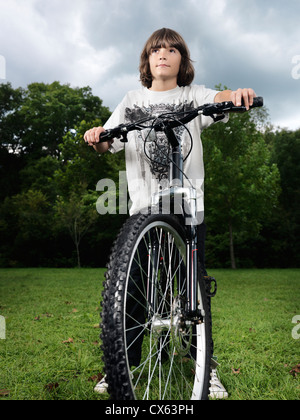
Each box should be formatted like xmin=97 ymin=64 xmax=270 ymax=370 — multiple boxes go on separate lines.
xmin=186 ymin=225 xmax=199 ymax=319
xmin=146 ymin=231 xmax=159 ymax=317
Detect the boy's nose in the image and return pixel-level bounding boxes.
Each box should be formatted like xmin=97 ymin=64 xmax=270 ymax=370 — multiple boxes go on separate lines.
xmin=159 ymin=48 xmax=167 ymax=59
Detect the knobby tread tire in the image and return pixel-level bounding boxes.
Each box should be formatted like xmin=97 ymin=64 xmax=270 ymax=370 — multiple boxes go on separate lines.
xmin=101 ymin=212 xmax=212 ymax=400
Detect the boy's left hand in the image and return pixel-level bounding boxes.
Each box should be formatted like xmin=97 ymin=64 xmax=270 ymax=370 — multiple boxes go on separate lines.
xmin=230 ymin=88 xmax=256 ymax=110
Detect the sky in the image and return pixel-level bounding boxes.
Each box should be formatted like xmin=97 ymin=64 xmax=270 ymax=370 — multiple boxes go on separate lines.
xmin=0 ymin=0 xmax=299 ymax=130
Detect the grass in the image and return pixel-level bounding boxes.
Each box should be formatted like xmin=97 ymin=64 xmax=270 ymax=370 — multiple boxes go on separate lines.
xmin=210 ymin=269 xmax=300 ymax=400
xmin=0 ymin=268 xmax=106 ymax=400
xmin=0 ymin=268 xmax=299 ymax=400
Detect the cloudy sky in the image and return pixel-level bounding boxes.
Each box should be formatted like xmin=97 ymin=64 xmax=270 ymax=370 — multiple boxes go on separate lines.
xmin=0 ymin=0 xmax=299 ymax=130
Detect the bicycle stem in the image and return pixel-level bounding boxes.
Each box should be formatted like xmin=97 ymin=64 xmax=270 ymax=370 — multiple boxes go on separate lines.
xmin=163 ymin=124 xmax=183 ymax=187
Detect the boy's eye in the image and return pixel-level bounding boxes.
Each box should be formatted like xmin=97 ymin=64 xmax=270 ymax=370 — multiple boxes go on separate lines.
xmin=151 ymin=47 xmax=178 ymax=54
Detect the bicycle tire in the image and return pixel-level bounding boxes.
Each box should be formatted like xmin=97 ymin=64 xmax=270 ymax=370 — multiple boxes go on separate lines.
xmin=101 ymin=211 xmax=212 ymax=400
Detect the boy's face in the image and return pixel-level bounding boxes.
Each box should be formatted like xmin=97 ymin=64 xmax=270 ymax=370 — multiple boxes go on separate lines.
xmin=149 ymin=44 xmax=182 ymax=86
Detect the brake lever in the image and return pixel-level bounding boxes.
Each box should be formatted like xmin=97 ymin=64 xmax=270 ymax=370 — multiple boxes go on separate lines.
xmin=212 ymin=113 xmax=227 ymax=123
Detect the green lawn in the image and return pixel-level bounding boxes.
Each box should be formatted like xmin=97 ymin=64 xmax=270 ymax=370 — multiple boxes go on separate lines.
xmin=0 ymin=268 xmax=299 ymax=400
xmin=210 ymin=269 xmax=300 ymax=400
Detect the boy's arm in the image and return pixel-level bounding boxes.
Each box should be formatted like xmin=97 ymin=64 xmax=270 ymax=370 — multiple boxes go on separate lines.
xmin=215 ymin=88 xmax=256 ymax=110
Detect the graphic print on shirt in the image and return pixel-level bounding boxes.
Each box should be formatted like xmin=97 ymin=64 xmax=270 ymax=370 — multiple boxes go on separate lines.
xmin=124 ymin=101 xmax=194 ymax=183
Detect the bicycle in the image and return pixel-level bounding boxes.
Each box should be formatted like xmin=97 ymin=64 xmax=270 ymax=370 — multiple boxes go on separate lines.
xmin=99 ymin=97 xmax=263 ymax=400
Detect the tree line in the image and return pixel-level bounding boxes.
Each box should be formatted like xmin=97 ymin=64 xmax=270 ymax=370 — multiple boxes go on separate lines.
xmin=0 ymin=81 xmax=299 ymax=269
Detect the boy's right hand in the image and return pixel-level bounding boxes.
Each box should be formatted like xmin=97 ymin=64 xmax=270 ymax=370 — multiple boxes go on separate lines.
xmin=84 ymin=126 xmax=106 ymax=146
xmin=84 ymin=127 xmax=112 ymax=154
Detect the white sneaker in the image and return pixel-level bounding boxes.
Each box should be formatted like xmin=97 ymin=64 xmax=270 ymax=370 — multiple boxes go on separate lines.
xmin=209 ymin=368 xmax=228 ymax=399
xmin=94 ymin=375 xmax=108 ymax=394
xmin=94 ymin=370 xmax=228 ymax=398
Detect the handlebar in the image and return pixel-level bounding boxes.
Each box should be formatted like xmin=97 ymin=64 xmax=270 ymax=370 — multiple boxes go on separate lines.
xmin=99 ymin=97 xmax=264 ymax=143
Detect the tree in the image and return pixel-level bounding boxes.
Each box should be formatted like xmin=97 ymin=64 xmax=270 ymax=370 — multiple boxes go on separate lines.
xmin=52 ymin=121 xmax=127 ymax=267
xmin=0 ymin=82 xmax=121 ymax=267
xmin=0 ymin=82 xmax=111 ymax=202
xmin=0 ymin=82 xmax=24 ymax=153
xmin=202 ymin=107 xmax=281 ymax=269
xmin=0 ymin=83 xmax=26 ymax=200
xmin=18 ymin=81 xmax=111 ymax=159
xmin=54 ymin=186 xmax=98 ymax=268
xmin=0 ymin=81 xmax=111 ymax=157
xmin=0 ymin=190 xmax=52 ymax=266
xmin=19 ymin=155 xmax=60 ymax=202
xmin=262 ymin=127 xmax=300 ymax=267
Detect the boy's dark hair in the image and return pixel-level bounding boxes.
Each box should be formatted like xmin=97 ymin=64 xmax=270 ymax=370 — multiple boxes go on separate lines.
xmin=139 ymin=28 xmax=195 ymax=89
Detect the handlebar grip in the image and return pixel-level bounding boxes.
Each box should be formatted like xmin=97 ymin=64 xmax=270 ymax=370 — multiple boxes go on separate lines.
xmin=98 ymin=123 xmax=129 ymax=142
xmin=99 ymin=131 xmax=110 ymax=141
xmin=251 ymin=96 xmax=264 ymax=108
xmin=99 ymin=129 xmax=116 ymax=143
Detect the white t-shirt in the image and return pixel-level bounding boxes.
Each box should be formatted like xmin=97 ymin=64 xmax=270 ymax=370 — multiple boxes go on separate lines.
xmin=104 ymin=85 xmax=227 ymax=216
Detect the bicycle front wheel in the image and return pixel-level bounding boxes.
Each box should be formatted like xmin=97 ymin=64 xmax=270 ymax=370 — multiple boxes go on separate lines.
xmin=101 ymin=212 xmax=212 ymax=400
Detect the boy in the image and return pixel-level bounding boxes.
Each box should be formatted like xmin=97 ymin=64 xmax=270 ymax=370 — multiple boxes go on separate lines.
xmin=85 ymin=28 xmax=256 ymax=399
